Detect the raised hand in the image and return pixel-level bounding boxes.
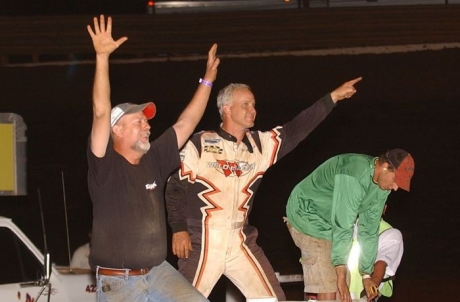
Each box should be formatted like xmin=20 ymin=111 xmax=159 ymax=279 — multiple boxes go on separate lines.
xmin=87 ymin=15 xmax=128 ymax=57
xmin=202 ymin=43 xmax=220 ymax=83
xmin=330 ymin=77 xmax=363 ymax=103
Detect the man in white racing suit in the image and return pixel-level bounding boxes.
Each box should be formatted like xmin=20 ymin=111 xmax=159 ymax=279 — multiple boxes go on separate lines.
xmin=165 ymin=78 xmax=362 ymax=300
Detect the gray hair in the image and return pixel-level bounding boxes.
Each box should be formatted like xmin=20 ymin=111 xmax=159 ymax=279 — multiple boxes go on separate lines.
xmin=217 ymin=83 xmax=251 ymax=119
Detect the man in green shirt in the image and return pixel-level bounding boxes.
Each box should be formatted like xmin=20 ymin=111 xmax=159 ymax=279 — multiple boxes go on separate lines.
xmin=285 ymin=149 xmax=414 ymax=302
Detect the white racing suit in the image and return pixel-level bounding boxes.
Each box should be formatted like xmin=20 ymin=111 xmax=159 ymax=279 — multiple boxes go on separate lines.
xmin=166 ymin=94 xmax=336 ymax=300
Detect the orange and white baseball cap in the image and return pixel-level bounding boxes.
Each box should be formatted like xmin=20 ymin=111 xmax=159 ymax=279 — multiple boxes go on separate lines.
xmin=385 ymin=149 xmax=415 ymax=192
xmin=110 ymin=102 xmax=156 ymax=127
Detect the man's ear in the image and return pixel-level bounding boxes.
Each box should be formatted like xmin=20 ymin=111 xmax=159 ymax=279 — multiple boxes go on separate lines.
xmin=112 ymin=124 xmax=123 ymax=137
xmin=383 ymin=162 xmax=395 ymax=172
xmin=223 ymin=105 xmax=231 ymax=115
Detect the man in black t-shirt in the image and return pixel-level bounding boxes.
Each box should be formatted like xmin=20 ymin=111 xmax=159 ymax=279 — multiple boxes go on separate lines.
xmin=86 ymin=15 xmax=219 ymax=302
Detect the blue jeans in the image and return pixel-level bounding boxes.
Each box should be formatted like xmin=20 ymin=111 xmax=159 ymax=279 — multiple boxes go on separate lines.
xmin=96 ymin=261 xmax=209 ymax=302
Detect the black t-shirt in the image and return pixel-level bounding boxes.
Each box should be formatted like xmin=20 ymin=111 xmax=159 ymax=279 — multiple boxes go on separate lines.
xmin=87 ymin=127 xmax=180 ymax=270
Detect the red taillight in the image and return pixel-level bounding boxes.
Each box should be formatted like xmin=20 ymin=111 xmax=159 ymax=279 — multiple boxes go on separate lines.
xmin=147 ymin=1 xmax=155 ymax=14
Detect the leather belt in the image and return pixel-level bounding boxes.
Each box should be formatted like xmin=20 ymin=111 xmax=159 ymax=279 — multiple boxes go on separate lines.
xmin=98 ymin=267 xmax=151 ymax=276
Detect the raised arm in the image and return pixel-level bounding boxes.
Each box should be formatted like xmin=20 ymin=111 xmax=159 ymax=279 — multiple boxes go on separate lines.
xmin=87 ymin=15 xmax=128 ymax=157
xmin=173 ymin=44 xmax=220 ymax=148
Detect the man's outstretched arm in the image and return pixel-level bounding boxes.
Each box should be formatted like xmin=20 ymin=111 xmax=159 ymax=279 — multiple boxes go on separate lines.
xmin=173 ymin=44 xmax=220 ymax=149
xmin=87 ymin=15 xmax=127 ymax=157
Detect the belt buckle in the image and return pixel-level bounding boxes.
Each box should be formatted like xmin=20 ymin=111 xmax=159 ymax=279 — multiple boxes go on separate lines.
xmin=138 ymin=267 xmax=149 ymax=275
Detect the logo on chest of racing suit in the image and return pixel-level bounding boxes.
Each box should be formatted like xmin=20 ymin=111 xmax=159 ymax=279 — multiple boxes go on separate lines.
xmin=208 ymin=160 xmax=255 ymax=177
xmin=204 ymin=145 xmax=223 ymax=154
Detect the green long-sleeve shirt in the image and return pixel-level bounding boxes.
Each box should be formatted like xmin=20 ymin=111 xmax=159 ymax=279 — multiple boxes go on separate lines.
xmin=286 ymin=153 xmax=390 ymax=274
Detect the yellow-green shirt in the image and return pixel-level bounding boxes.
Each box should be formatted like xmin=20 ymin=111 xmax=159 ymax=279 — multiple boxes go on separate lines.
xmin=349 ymin=219 xmax=394 ymax=298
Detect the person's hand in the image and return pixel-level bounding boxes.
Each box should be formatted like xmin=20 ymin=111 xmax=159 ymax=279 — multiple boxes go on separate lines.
xmin=335 ymin=265 xmax=352 ymax=302
xmin=363 ymin=277 xmax=379 ymax=302
xmin=337 ymin=279 xmax=352 ymax=302
xmin=201 ymin=43 xmax=220 ymax=83
xmin=330 ymin=77 xmax=362 ymax=103
xmin=172 ymin=231 xmax=193 ymax=259
xmin=87 ymin=15 xmax=128 ymax=57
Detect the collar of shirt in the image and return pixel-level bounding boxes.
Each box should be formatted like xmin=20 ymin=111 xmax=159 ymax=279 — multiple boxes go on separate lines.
xmin=217 ymin=127 xmax=254 ymax=153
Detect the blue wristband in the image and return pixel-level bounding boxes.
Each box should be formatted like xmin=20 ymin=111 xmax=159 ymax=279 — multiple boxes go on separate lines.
xmin=199 ymin=78 xmax=213 ymax=88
